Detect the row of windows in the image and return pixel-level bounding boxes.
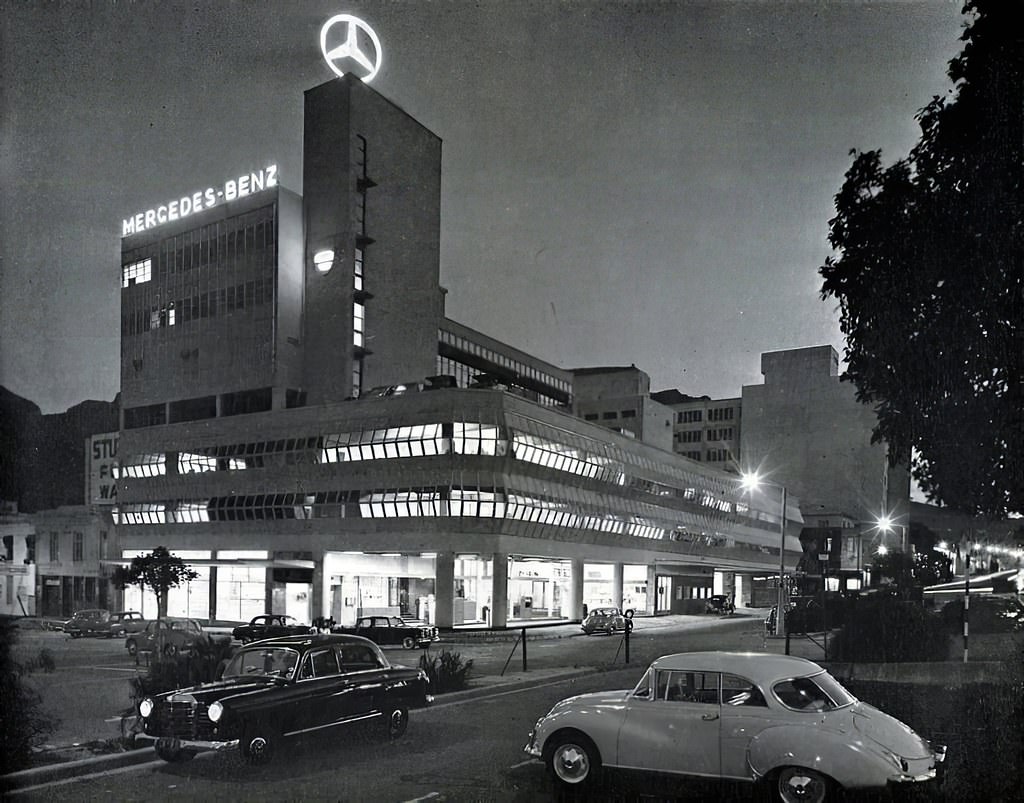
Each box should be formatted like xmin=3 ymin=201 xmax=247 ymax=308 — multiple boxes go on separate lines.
xmin=706 ymin=428 xmax=735 ymax=441
xmin=121 ymin=278 xmax=272 ymax=336
xmin=121 ymin=206 xmax=277 ymax=287
xmin=438 ymin=328 xmax=572 ymax=395
xmin=434 ymin=356 xmax=565 ymax=408
xmin=677 ymin=410 xmax=702 ymax=423
xmin=119 ymin=421 xmax=772 ymax=531
xmin=706 ymin=448 xmax=732 ymax=462
xmin=676 ymin=430 xmax=702 ymax=444
xmin=584 ymin=409 xmax=637 ymax=421
xmin=708 ymin=407 xmax=736 ymax=422
xmin=114 ymin=487 xmax=733 ymax=545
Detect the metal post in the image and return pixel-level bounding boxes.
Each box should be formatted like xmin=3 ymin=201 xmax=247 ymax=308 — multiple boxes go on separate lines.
xmin=521 ymin=626 xmax=527 ymax=672
xmin=963 ymin=553 xmax=970 ymax=663
xmin=775 ymin=485 xmax=788 ymax=637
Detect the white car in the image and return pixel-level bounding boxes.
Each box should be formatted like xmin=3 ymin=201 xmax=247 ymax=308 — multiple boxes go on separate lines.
xmin=524 ymin=651 xmax=945 ymax=802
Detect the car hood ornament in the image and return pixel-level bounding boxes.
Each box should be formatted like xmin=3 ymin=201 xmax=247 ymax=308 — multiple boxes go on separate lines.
xmin=320 ymin=14 xmax=382 ymax=83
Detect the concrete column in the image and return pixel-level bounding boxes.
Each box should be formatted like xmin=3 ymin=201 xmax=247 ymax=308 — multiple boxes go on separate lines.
xmin=568 ymin=559 xmax=584 ymax=621
xmin=491 ymin=552 xmax=508 ymax=628
xmin=647 ymin=564 xmax=658 ymax=615
xmin=208 ymin=566 xmax=218 ymax=621
xmin=434 ymin=551 xmax=455 ymax=629
xmin=612 ymin=563 xmax=624 ymax=609
xmin=311 ymin=556 xmax=326 ymax=621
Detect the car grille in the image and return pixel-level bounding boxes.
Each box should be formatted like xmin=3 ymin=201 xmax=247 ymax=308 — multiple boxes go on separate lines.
xmin=150 ymin=701 xmax=215 ymax=740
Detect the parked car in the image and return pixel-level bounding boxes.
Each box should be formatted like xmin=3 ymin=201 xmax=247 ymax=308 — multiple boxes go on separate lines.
xmin=62 ymin=608 xmax=111 ymax=638
xmin=108 ymin=611 xmax=148 ymax=638
xmin=135 ymin=633 xmax=432 ymax=765
xmin=939 ymin=594 xmax=1024 ymax=633
xmin=126 ymin=617 xmax=228 ymax=658
xmin=524 ymin=651 xmax=946 ymax=801
xmin=704 ymin=595 xmax=733 ymax=614
xmin=581 ymin=607 xmax=627 ymax=635
xmin=232 ymin=614 xmax=314 ymax=644
xmin=334 ymin=616 xmax=439 ymax=649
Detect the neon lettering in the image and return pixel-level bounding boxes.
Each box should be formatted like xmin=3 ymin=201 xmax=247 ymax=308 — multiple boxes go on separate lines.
xmin=204 ymin=188 xmax=216 ymax=207
xmin=157 ymin=205 xmax=167 ymax=224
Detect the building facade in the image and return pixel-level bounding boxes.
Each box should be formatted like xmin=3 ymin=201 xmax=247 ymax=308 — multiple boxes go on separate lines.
xmin=113 ymin=73 xmax=803 ymax=626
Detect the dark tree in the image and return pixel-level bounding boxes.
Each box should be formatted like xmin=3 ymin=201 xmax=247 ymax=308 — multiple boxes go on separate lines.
xmin=111 ymin=545 xmax=198 ymax=621
xmin=819 ymin=0 xmax=1023 ymax=518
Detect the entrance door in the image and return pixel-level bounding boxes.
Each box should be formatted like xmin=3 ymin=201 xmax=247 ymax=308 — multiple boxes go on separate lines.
xmin=656 ymin=575 xmax=672 ymax=614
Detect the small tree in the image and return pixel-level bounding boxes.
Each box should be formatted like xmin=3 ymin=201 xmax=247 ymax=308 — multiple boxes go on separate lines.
xmin=112 ymin=546 xmax=198 ymax=621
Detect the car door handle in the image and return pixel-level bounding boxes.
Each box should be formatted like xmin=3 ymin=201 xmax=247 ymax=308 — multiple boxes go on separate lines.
xmin=701 ymin=713 xmax=719 ymax=721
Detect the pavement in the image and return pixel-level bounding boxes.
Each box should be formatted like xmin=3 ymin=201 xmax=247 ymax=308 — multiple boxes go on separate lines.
xmin=0 ymin=609 xmax=775 ymax=794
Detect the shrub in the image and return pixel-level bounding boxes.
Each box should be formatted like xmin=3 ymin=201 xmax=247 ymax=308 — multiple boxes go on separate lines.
xmin=828 ymin=593 xmax=949 ymax=662
xmin=0 ymin=617 xmax=56 ymax=774
xmin=127 ymin=638 xmax=234 ymax=711
xmin=418 ymin=649 xmax=473 ymax=693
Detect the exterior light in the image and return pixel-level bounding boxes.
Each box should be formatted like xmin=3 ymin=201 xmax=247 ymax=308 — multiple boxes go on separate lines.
xmin=739 ymin=469 xmax=788 ymax=637
xmin=877 ymin=545 xmax=889 ymax=556
xmin=313 ymin=250 xmax=335 ymax=273
xmin=937 ymin=541 xmax=948 ymax=551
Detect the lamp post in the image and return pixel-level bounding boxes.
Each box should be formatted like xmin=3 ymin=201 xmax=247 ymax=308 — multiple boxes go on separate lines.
xmin=741 ymin=472 xmax=788 ymax=637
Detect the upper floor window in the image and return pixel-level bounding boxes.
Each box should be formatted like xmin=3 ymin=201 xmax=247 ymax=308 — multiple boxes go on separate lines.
xmin=73 ymin=532 xmax=84 ymax=562
xmin=49 ymin=532 xmax=60 ymax=562
xmin=353 ymin=301 xmax=365 ymax=348
xmin=121 ymin=258 xmax=152 ymax=288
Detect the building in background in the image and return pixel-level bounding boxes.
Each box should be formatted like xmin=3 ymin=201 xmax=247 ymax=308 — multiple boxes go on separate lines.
xmin=651 ymin=389 xmax=742 ymax=471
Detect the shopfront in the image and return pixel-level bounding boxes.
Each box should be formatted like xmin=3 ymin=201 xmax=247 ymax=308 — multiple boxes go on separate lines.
xmin=323 ymin=552 xmax=436 ymax=626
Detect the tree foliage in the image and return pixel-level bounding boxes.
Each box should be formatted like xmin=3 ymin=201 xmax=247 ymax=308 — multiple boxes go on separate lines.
xmin=111 ymin=545 xmax=198 ymax=620
xmin=819 ymin=0 xmax=1023 ymax=518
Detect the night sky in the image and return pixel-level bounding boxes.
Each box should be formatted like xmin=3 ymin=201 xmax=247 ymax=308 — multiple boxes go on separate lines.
xmin=1 ymin=1 xmax=965 ymax=413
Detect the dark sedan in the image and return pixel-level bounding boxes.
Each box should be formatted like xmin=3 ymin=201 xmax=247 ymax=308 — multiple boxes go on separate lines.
xmin=136 ymin=634 xmax=432 ymax=765
xmin=335 ymin=616 xmax=439 ymax=649
xmin=581 ymin=607 xmax=627 ymax=635
xmin=232 ymin=614 xmax=313 ymax=643
xmin=63 ymin=609 xmax=111 ymax=637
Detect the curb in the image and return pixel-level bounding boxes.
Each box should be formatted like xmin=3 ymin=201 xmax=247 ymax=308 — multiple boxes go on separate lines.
xmin=1 ymin=745 xmax=157 ymax=794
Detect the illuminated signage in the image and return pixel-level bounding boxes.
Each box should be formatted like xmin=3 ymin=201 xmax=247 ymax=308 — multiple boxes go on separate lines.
xmin=321 ymin=14 xmax=382 ymax=82
xmin=122 ymin=164 xmax=278 ymax=237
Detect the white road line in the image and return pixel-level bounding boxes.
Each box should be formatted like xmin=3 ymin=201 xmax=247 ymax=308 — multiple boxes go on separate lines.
xmin=507 ymin=759 xmax=535 ymax=770
xmin=401 ymin=794 xmax=441 ymax=803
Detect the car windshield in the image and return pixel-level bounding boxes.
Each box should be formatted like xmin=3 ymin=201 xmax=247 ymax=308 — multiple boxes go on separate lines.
xmin=223 ymin=647 xmax=300 ymax=679
xmin=773 ymin=671 xmax=856 ymax=712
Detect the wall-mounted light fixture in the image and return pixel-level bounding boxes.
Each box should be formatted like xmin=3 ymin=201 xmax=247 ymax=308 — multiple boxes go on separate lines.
xmin=313 ymin=249 xmax=335 ymax=273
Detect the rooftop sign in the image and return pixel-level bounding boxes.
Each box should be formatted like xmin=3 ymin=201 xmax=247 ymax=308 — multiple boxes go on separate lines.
xmin=122 ymin=164 xmax=278 ymax=237
xmin=321 ymin=14 xmax=382 ymax=82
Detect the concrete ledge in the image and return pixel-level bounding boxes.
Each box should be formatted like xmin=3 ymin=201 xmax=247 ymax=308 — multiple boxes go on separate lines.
xmin=1 ymin=745 xmax=156 ymax=793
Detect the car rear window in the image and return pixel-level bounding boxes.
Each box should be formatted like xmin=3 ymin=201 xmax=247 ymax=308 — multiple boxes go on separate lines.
xmin=773 ymin=672 xmax=856 ymax=712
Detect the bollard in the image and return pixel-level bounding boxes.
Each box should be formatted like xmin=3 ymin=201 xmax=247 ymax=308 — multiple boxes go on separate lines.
xmin=521 ymin=627 xmax=527 ymax=672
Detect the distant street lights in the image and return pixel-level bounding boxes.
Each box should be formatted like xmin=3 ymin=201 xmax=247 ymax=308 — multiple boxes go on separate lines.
xmin=741 ymin=471 xmax=789 ymax=637
xmin=876 ymin=514 xmax=908 ymax=554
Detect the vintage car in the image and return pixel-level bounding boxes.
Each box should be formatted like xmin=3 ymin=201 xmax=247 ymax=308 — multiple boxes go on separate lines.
xmin=334 ymin=616 xmax=439 ymax=649
xmin=107 ymin=611 xmax=148 ymax=638
xmin=126 ymin=617 xmax=228 ymax=657
xmin=135 ymin=633 xmax=432 ymax=764
xmin=62 ymin=608 xmax=111 ymax=637
xmin=232 ymin=614 xmax=314 ymax=643
xmin=524 ymin=651 xmax=945 ymax=802
xmin=704 ymin=595 xmax=733 ymax=614
xmin=581 ymin=607 xmax=627 ymax=635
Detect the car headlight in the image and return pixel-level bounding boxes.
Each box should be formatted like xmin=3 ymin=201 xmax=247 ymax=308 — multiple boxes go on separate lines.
xmin=208 ymin=701 xmax=223 ymax=723
xmin=139 ymin=698 xmax=154 ymax=718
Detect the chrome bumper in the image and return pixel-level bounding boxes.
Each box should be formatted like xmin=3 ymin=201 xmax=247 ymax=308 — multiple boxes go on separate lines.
xmin=137 ymin=734 xmax=239 ymax=752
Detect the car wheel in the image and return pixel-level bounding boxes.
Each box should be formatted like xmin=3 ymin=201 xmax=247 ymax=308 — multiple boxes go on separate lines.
xmin=154 ymin=742 xmax=194 ymax=763
xmin=775 ymin=766 xmax=832 ymax=803
xmin=241 ymin=724 xmax=277 ymax=766
xmin=402 ymin=636 xmax=416 ymax=649
xmin=126 ymin=640 xmax=138 ymax=656
xmin=605 ymin=624 xmax=615 ymax=635
xmin=385 ymin=706 xmax=409 ymax=740
xmin=545 ymin=731 xmax=601 ymax=789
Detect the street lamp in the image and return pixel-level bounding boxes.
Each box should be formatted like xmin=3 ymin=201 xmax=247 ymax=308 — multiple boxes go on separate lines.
xmin=741 ymin=471 xmax=789 ymax=637
xmin=876 ymin=515 xmax=908 ymax=554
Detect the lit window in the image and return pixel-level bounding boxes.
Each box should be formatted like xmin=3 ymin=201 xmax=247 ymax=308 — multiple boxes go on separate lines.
xmin=353 ymin=301 xmax=365 ymax=347
xmin=121 ymin=258 xmax=152 ymax=288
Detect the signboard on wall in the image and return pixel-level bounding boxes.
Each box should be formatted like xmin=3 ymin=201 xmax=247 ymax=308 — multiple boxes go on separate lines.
xmin=87 ymin=432 xmax=119 ymax=506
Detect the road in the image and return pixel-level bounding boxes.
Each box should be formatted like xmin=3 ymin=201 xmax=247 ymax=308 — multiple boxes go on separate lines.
xmin=13 ymin=619 xmax=765 ymax=802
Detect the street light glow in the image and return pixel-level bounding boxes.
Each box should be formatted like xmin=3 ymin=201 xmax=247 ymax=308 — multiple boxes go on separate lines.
xmin=877 ymin=545 xmax=889 ymax=556
xmin=740 ymin=471 xmax=762 ymax=492
xmin=877 ymin=515 xmax=893 ymax=532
